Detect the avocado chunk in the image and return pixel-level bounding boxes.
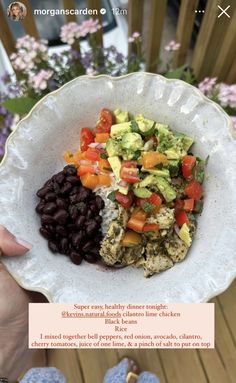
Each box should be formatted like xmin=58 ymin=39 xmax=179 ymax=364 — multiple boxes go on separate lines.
xmin=178 ymin=223 xmax=192 ymax=247
xmin=118 ymin=185 xmax=129 ymax=195
xmin=108 ymin=156 xmax=121 ymax=179
xmin=121 ymin=132 xmax=143 ymax=151
xmin=133 ymin=188 xmax=152 ymax=198
xmin=114 ymin=109 xmax=129 ymax=124
xmin=155 ymin=177 xmax=177 ymax=202
xmin=110 ymin=122 xmax=131 ymax=139
xmin=138 ymin=174 xmax=156 ymax=188
xmin=155 ymin=123 xmax=170 ymax=135
xmin=141 ymin=167 xmax=170 ymax=179
xmin=106 ymin=138 xmax=122 ymax=157
xmin=164 ymin=148 xmax=183 ymax=159
xmin=122 ymin=149 xmax=141 ymax=161
xmin=135 ymin=114 xmax=156 ymax=136
xmin=174 ymin=133 xmax=194 ymax=151
xmin=168 ymin=159 xmax=180 ymax=177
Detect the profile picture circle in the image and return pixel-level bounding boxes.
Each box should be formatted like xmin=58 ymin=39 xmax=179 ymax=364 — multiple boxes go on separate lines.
xmin=7 ymin=2 xmax=27 ymax=21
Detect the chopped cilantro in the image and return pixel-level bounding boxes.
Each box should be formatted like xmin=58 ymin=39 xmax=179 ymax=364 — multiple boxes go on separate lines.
xmin=130 ymin=120 xmax=139 ymax=133
xmin=193 ymin=159 xmax=205 ymax=183
xmin=132 ymin=150 xmax=141 ymax=160
xmin=194 ymin=200 xmax=203 ymax=213
xmin=100 ymin=152 xmax=108 ymax=159
xmin=142 ymin=201 xmax=156 ymax=213
xmin=107 ymin=191 xmax=116 ymax=202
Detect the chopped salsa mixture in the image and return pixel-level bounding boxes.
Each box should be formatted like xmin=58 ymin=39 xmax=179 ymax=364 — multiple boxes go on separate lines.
xmin=36 ymin=108 xmax=207 ymax=277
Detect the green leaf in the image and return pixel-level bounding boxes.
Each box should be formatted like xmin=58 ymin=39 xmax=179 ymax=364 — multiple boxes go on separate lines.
xmin=107 ymin=191 xmax=116 ymax=202
xmin=130 ymin=120 xmax=139 ymax=133
xmin=142 ymin=201 xmax=156 ymax=213
xmin=132 ymin=150 xmax=141 ymax=160
xmin=164 ymin=65 xmax=186 ymax=80
xmin=100 ymin=152 xmax=108 ymax=159
xmin=1 ymin=97 xmax=38 ymax=116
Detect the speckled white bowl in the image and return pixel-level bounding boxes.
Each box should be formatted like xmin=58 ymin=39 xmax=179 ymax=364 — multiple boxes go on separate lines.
xmin=0 ymin=73 xmax=236 ymax=303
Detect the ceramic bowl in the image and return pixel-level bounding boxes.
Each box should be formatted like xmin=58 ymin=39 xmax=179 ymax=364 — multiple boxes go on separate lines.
xmin=0 ymin=73 xmax=236 ymax=303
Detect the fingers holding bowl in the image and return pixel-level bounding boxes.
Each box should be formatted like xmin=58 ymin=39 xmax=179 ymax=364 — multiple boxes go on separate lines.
xmin=0 ymin=225 xmax=32 ymax=257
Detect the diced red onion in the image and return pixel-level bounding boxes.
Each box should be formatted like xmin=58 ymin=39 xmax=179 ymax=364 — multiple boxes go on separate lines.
xmin=118 ymin=180 xmax=128 ymax=188
xmin=88 ymin=142 xmax=106 ymax=149
xmin=174 ymin=224 xmax=180 ymax=235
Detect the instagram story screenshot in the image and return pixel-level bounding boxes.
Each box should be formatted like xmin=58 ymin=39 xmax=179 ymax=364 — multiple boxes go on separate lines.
xmin=0 ymin=1 xmax=235 ymax=383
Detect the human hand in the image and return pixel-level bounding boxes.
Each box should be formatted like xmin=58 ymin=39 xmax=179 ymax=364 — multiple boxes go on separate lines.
xmin=0 ymin=225 xmax=33 ymax=382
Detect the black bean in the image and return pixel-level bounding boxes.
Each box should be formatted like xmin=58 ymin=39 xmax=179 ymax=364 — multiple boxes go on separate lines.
xmin=44 ymin=224 xmax=56 ymax=233
xmin=72 ymin=231 xmax=84 ymax=248
xmin=86 ymin=209 xmax=93 ymax=219
xmin=56 ymin=198 xmax=68 ymax=209
xmin=82 ymin=241 xmax=93 ymax=253
xmin=45 ymin=192 xmax=56 ymax=202
xmin=94 ymin=234 xmax=103 ymax=244
xmin=78 ymin=204 xmax=87 ymax=215
xmin=75 ymin=215 xmax=86 ymax=229
xmin=66 ymin=176 xmax=80 ymax=185
xmin=69 ymin=194 xmax=78 ymax=204
xmin=43 ymin=202 xmax=57 ymax=214
xmin=36 ymin=201 xmax=45 ymax=214
xmin=48 ymin=240 xmax=59 ymax=253
xmin=60 ymin=237 xmax=69 ymax=253
xmin=53 ymin=171 xmax=65 ymax=184
xmin=70 ymin=251 xmax=83 ymax=265
xmin=86 ymin=221 xmax=98 ymax=237
xmin=89 ymin=247 xmax=101 ymax=257
xmin=84 ymin=253 xmax=97 ymax=263
xmin=36 ymin=186 xmax=51 ymax=198
xmin=41 ymin=214 xmax=55 ymax=225
xmin=60 ymin=182 xmax=72 ymax=196
xmin=67 ymin=223 xmax=77 ymax=232
xmin=53 ymin=182 xmax=61 ymax=194
xmin=55 ymin=225 xmax=68 ymax=237
xmin=39 ymin=227 xmax=52 ymax=240
xmin=95 ymin=215 xmax=102 ymax=225
xmin=63 ymin=165 xmax=77 ymax=176
xmin=54 ymin=209 xmax=69 ymax=225
xmin=70 ymin=186 xmax=81 ymax=195
xmin=77 ymin=187 xmax=91 ymax=201
xmin=95 ymin=195 xmax=105 ymax=210
xmin=44 ymin=179 xmax=53 ymax=187
xmin=69 ymin=205 xmax=78 ymax=221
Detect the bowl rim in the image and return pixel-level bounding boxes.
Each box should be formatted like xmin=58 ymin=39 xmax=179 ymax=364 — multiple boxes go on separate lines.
xmin=1 ymin=72 xmax=235 ymax=303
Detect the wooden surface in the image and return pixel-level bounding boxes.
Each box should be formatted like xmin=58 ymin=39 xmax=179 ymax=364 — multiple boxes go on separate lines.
xmin=21 ymin=0 xmax=39 ymax=39
xmin=128 ymin=0 xmax=144 ymax=55
xmin=22 ymin=279 xmax=236 ymax=383
xmin=0 ymin=2 xmax=15 ymax=56
xmin=173 ymin=0 xmax=199 ymax=68
xmin=192 ymin=0 xmax=236 ymax=81
xmin=146 ymin=0 xmax=167 ymax=73
xmin=86 ymin=0 xmax=103 ymax=46
xmin=63 ymin=0 xmax=77 ymax=23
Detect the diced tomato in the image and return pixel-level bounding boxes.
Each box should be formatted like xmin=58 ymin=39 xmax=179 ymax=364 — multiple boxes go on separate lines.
xmin=184 ymin=180 xmax=203 ymax=200
xmin=95 ymin=108 xmax=113 ymax=133
xmin=175 ymin=210 xmax=189 ymax=226
xmin=115 ymin=191 xmax=134 ymax=209
xmin=174 ymin=198 xmax=184 ymax=212
xmin=122 ymin=231 xmax=142 ymax=247
xmin=84 ymin=148 xmax=100 ymax=161
xmin=80 ymin=173 xmax=99 ymax=189
xmin=148 ymin=193 xmax=162 ymax=212
xmin=99 ymin=159 xmax=111 ymax=172
xmin=80 ymin=128 xmax=94 ymax=152
xmin=127 ymin=216 xmax=145 ymax=232
xmin=120 ymin=161 xmax=139 ymax=184
xmin=182 ymin=155 xmax=196 ymax=180
xmin=143 ymin=223 xmax=159 ymax=232
xmin=77 ymin=165 xmax=95 ymax=177
xmin=95 ymin=133 xmax=110 ymax=143
xmin=98 ymin=174 xmax=111 ymax=186
xmin=183 ymin=198 xmax=194 ymax=212
xmin=142 ymin=152 xmax=168 ymax=168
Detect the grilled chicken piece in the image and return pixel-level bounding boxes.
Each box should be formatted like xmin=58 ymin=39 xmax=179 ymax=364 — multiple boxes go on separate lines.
xmin=122 ymin=245 xmax=146 ymax=265
xmin=99 ymin=207 xmax=129 ymax=266
xmin=164 ymin=221 xmax=196 ymax=263
xmin=143 ymin=241 xmax=173 ymax=277
xmin=147 ymin=207 xmax=175 ymax=230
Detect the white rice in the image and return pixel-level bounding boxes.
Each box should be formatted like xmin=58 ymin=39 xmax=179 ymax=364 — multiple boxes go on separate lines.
xmin=95 ymin=175 xmax=119 ymax=235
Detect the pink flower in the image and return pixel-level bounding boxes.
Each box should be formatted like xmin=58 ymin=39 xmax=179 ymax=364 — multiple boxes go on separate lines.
xmin=218 ymin=83 xmax=236 ymax=109
xmin=198 ymin=77 xmax=217 ymax=97
xmin=231 ymin=116 xmax=236 ymax=131
xmin=29 ymin=70 xmax=53 ymax=91
xmin=128 ymin=31 xmax=141 ymax=43
xmin=164 ymin=40 xmax=181 ymax=52
xmin=60 ymin=19 xmax=101 ymax=45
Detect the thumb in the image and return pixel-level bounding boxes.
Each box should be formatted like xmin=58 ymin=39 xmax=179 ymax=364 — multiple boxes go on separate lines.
xmin=0 ymin=225 xmax=32 ymax=256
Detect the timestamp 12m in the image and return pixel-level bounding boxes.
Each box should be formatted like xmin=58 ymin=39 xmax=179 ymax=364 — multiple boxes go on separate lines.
xmin=112 ymin=7 xmax=128 ymax=16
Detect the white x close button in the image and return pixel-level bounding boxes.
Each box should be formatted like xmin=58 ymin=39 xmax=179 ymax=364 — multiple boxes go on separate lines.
xmin=218 ymin=5 xmax=231 ymax=18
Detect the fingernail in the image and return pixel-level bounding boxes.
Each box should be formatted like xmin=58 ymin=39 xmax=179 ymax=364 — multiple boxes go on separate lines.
xmin=15 ymin=237 xmax=33 ymax=250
